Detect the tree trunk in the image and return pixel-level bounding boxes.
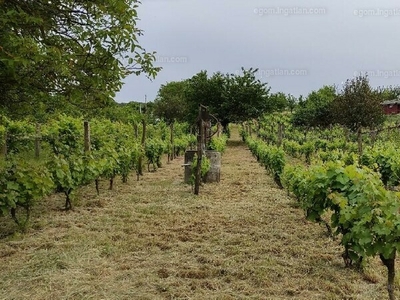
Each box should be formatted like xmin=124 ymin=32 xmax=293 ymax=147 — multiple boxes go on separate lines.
xmin=109 ymin=177 xmax=114 ymax=190
xmin=11 ymin=205 xmax=30 ymax=229
xmin=221 ymin=120 xmax=230 ymax=137
xmin=380 ymin=252 xmax=396 ymax=300
xmin=95 ymin=179 xmax=100 ymax=195
xmin=65 ymin=189 xmax=72 ymax=210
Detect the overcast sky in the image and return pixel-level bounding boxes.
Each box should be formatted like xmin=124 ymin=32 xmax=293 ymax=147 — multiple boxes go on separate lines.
xmin=115 ymin=0 xmax=400 ymax=103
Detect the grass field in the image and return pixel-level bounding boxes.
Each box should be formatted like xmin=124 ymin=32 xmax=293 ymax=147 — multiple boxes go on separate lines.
xmin=0 ymin=127 xmax=398 ymax=299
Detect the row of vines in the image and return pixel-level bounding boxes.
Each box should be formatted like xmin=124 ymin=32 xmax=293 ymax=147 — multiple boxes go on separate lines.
xmin=241 ymin=115 xmax=400 ymax=300
xmin=0 ymin=115 xmax=196 ymax=229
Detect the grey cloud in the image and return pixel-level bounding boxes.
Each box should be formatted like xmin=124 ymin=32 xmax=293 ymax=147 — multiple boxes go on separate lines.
xmin=116 ymin=0 xmax=400 ymax=102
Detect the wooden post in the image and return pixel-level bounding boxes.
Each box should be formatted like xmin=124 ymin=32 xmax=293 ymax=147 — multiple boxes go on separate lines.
xmin=170 ymin=122 xmax=174 ymax=161
xmin=34 ymin=123 xmax=41 ymax=159
xmin=84 ymin=121 xmax=91 ymax=153
xmin=137 ymin=119 xmax=146 ymax=179
xmin=217 ymin=122 xmax=222 ymax=137
xmin=195 ymin=106 xmax=204 ymax=195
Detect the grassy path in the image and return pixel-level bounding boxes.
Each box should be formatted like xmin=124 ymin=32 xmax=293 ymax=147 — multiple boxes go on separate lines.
xmin=0 ymin=126 xmax=394 ymax=299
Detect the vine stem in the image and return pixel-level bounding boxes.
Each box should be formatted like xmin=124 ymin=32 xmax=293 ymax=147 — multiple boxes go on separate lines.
xmin=380 ymin=253 xmax=396 ymax=300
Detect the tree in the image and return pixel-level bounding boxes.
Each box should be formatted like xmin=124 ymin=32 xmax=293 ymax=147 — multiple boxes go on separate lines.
xmin=153 ymin=81 xmax=189 ymax=124
xmin=376 ymin=85 xmax=400 ymax=101
xmin=287 ymin=94 xmax=297 ymax=113
xmin=266 ymin=92 xmax=293 ymax=113
xmin=223 ymin=68 xmax=271 ymax=125
xmin=291 ymin=85 xmax=336 ymax=128
xmin=184 ymin=68 xmax=270 ymax=129
xmin=0 ymin=0 xmax=160 ymax=118
xmin=184 ymin=71 xmax=226 ymax=125
xmin=331 ymin=76 xmax=385 ymax=131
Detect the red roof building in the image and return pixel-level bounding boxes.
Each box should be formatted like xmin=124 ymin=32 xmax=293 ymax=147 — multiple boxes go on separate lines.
xmin=381 ymin=99 xmax=400 ymax=115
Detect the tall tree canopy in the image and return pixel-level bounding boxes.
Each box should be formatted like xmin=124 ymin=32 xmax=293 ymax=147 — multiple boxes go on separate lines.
xmin=184 ymin=68 xmax=270 ymax=128
xmin=332 ymin=75 xmax=385 ymax=131
xmin=153 ymin=80 xmax=190 ymax=124
xmin=184 ymin=71 xmax=226 ymax=124
xmin=266 ymin=92 xmax=294 ymax=113
xmin=291 ymin=85 xmax=336 ymax=128
xmin=223 ymin=68 xmax=271 ymax=124
xmin=0 ymin=0 xmax=160 ymax=118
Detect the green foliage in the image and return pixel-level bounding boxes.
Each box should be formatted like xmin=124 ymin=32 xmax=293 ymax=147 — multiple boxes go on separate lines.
xmin=0 ymin=158 xmax=54 ymax=228
xmin=47 ymin=154 xmax=85 ymax=209
xmin=282 ymin=140 xmax=302 ymax=158
xmin=239 ymin=126 xmax=249 ymax=142
xmin=174 ymin=134 xmax=196 ymax=156
xmin=254 ymin=110 xmax=400 ymax=297
xmin=376 ymin=85 xmax=400 ymax=101
xmin=190 ymin=154 xmax=211 ymax=185
xmin=145 ymin=139 xmax=167 ymax=171
xmin=282 ymin=160 xmax=400 ymax=270
xmin=181 ymin=69 xmax=271 ymax=127
xmin=300 ymin=141 xmax=315 ymax=164
xmin=153 ymin=81 xmax=190 ymax=124
xmin=209 ymin=135 xmax=228 ymax=153
xmin=0 ymin=116 xmax=36 ymax=154
xmin=223 ymin=68 xmax=271 ymax=123
xmin=266 ymin=92 xmax=291 ymax=113
xmin=42 ymin=114 xmax=83 ymax=156
xmin=96 ymin=101 xmax=148 ymax=124
xmin=0 ymin=113 xmax=193 ymax=226
xmin=360 ymin=143 xmax=400 ymax=187
xmin=291 ymin=85 xmax=336 ymax=128
xmin=246 ymin=136 xmax=285 ymax=187
xmin=184 ymin=71 xmax=226 ymax=123
xmin=0 ymin=0 xmax=160 ymax=117
xmin=332 ymin=75 xmax=385 ymax=131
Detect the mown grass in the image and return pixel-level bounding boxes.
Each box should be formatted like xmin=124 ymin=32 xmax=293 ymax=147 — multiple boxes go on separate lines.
xmin=0 ymin=126 xmax=398 ymax=299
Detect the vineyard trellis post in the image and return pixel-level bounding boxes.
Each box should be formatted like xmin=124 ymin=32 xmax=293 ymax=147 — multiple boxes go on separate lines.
xmin=137 ymin=118 xmax=146 ymax=180
xmin=194 ymin=105 xmax=208 ymax=195
xmin=217 ymin=122 xmax=222 ymax=137
xmin=169 ymin=122 xmax=174 ymax=162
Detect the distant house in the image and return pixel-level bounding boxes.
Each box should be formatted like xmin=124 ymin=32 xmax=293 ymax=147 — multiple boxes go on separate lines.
xmin=381 ymin=99 xmax=400 ymax=115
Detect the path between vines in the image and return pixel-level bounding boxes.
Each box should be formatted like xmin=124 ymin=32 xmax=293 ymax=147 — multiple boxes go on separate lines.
xmin=0 ymin=126 xmax=395 ymax=300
